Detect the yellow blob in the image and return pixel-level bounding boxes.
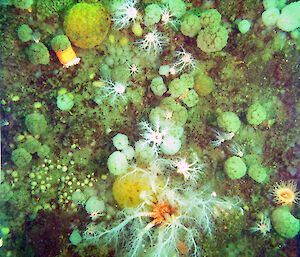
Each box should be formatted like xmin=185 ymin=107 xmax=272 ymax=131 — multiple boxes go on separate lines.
xmin=132 ymin=22 xmax=143 ymax=37
xmin=119 ymin=36 xmax=129 ymax=46
xmin=112 ymin=169 xmax=164 ymax=209
xmin=93 ymin=80 xmax=105 ymax=88
xmin=58 ymin=88 xmax=67 ymax=96
xmin=64 ymin=3 xmax=111 ymax=49
xmin=108 ymin=34 xmax=115 ymax=44
xmin=194 ymin=73 xmax=214 ymax=97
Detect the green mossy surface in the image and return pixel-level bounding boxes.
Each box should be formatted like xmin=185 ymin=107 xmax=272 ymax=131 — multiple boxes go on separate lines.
xmin=0 ymin=0 xmax=299 ymax=256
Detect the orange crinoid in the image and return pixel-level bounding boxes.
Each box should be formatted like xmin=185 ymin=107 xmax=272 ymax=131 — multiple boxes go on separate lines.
xmin=272 ymin=180 xmax=299 ymax=206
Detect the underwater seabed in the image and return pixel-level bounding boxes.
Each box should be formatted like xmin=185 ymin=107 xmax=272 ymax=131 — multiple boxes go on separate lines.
xmin=0 ymin=0 xmax=299 ymax=257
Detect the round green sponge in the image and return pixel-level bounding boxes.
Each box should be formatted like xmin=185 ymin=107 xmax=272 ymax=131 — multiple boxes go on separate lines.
xmin=246 ymin=103 xmax=266 ymax=126
xmin=271 ymin=206 xmax=299 ymax=238
xmin=217 ymin=112 xmax=241 ymax=133
xmin=17 ymin=24 xmax=33 ymax=42
xmin=25 ymin=113 xmax=48 ymax=135
xmin=51 ymin=35 xmax=71 ymax=52
xmin=224 ymin=156 xmax=247 ymax=179
xmin=13 ymin=0 xmax=33 ymax=10
xmin=197 ymin=25 xmax=228 ymax=53
xmin=11 ymin=148 xmax=32 ymax=167
xmin=248 ymin=164 xmax=268 ymax=183
xmin=180 ymin=14 xmax=201 ymax=37
xmin=27 ymin=43 xmax=50 ymax=65
xmin=63 ymin=2 xmax=111 ymax=49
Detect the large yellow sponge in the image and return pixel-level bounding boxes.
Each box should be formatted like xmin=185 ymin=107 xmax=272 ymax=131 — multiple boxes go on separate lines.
xmin=64 ymin=3 xmax=110 ymax=49
xmin=112 ymin=169 xmax=163 ymax=209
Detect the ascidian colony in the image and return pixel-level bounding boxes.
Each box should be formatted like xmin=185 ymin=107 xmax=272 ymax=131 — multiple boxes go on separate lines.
xmin=0 ymin=0 xmax=299 ymax=257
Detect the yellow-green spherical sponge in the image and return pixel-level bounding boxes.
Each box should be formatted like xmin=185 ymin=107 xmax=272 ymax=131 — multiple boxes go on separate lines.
xmin=113 ymin=171 xmax=154 ymax=209
xmin=112 ymin=169 xmax=164 ymax=209
xmin=63 ymin=3 xmax=110 ymax=49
